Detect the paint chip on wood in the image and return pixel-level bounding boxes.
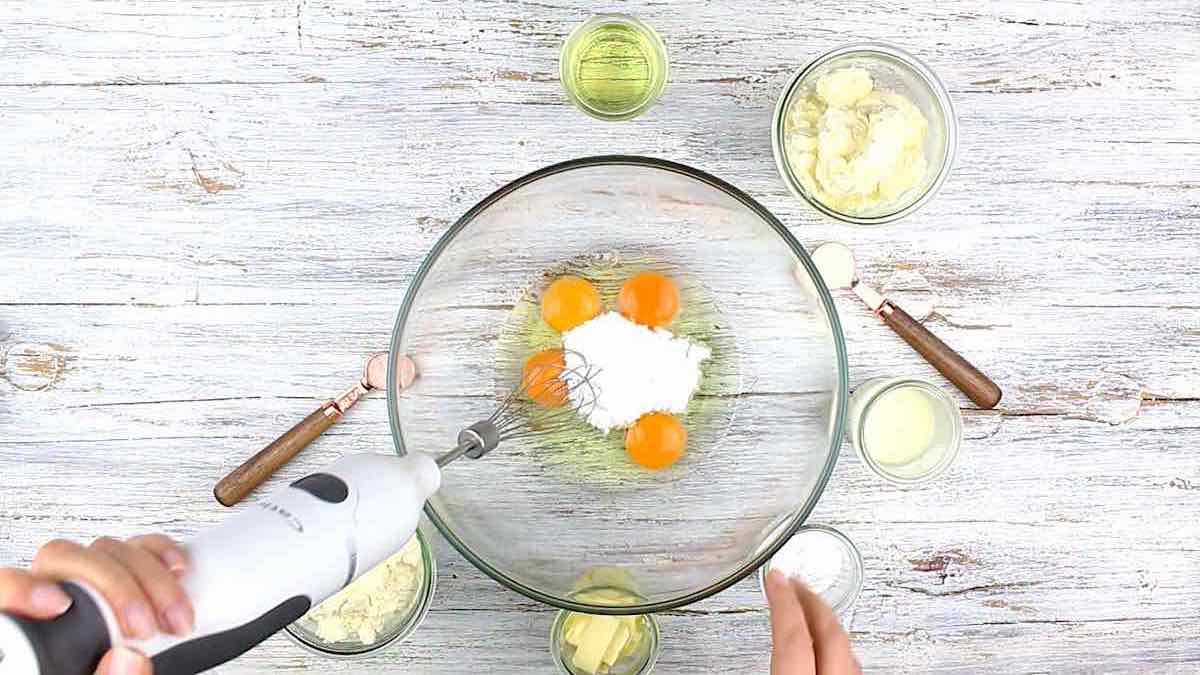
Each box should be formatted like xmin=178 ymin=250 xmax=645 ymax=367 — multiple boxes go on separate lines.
xmin=191 ymin=159 xmax=242 ymax=194
xmin=909 ymin=548 xmax=976 ymax=574
xmin=1082 ymin=372 xmax=1143 ymax=424
xmin=882 ymin=269 xmax=936 ymax=320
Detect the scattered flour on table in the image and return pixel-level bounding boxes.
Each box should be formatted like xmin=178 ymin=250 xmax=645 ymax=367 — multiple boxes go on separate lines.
xmin=562 ymin=311 xmax=710 ymax=432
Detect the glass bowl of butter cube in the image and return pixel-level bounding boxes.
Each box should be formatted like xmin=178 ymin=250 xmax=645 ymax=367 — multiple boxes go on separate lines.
xmin=551 ymin=588 xmax=661 ymax=675
xmin=285 ymin=530 xmax=436 ymax=657
xmin=772 ymin=42 xmax=957 ymax=225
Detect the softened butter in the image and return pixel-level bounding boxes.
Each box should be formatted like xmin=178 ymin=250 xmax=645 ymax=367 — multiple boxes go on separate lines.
xmin=785 ymin=67 xmax=929 ymax=215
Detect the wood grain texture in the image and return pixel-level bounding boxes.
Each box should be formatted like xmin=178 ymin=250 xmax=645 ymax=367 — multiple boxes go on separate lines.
xmin=1 ymin=0 xmax=1198 ymax=672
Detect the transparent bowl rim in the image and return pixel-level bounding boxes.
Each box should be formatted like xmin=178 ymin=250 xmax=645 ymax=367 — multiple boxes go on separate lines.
xmin=770 ymin=41 xmax=959 ymax=225
xmin=387 ymin=155 xmax=850 ymax=614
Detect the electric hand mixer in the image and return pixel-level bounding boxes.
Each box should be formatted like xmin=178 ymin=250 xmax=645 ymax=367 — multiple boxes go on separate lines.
xmin=0 ymin=360 xmax=597 ymax=675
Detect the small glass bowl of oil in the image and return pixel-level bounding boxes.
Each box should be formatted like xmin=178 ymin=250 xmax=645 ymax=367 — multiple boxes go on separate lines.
xmin=560 ymin=14 xmax=669 ymax=121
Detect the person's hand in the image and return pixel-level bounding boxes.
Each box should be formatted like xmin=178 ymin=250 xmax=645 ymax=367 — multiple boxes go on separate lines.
xmin=0 ymin=534 xmax=193 ymax=675
xmin=764 ymin=569 xmax=861 ymax=675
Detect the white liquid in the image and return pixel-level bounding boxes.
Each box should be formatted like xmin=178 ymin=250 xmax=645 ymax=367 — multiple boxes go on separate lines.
xmin=848 ymin=378 xmax=961 ymax=482
xmin=862 ymin=387 xmax=936 ymax=466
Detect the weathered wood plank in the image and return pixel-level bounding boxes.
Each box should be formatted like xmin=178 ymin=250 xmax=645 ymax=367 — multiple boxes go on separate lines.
xmin=0 ymin=303 xmax=1194 ymax=422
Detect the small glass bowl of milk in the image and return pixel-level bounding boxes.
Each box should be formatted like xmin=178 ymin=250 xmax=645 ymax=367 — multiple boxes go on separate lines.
xmin=848 ymin=377 xmax=962 ymax=484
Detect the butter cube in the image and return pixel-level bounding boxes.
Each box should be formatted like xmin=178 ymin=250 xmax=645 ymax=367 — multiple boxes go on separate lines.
xmin=620 ymin=617 xmax=643 ymax=658
xmin=572 ymin=615 xmax=621 ymax=674
xmin=601 ymin=624 xmax=630 ymax=667
xmin=563 ymin=613 xmax=586 ymax=646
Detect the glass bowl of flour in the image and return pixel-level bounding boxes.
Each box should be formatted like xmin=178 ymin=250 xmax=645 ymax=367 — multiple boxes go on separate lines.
xmin=772 ymin=42 xmax=958 ymax=224
xmin=285 ymin=531 xmax=436 ymax=658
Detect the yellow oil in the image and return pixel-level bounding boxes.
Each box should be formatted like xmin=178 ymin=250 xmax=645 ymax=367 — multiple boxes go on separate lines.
xmin=560 ymin=16 xmax=668 ymax=121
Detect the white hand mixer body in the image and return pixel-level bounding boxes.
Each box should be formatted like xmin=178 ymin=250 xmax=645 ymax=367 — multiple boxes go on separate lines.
xmin=0 ymin=452 xmax=441 ymax=675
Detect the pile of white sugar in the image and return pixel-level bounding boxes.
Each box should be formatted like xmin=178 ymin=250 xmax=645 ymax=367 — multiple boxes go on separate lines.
xmin=562 ymin=311 xmax=710 ymax=432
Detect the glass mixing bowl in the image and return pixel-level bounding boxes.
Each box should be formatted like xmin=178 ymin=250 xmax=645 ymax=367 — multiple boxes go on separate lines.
xmin=387 ymin=156 xmax=848 ymax=613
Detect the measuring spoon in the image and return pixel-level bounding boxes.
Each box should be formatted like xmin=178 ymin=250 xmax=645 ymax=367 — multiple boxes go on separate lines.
xmin=214 ymin=352 xmax=418 ymax=506
xmin=808 ymin=242 xmax=1002 ymax=409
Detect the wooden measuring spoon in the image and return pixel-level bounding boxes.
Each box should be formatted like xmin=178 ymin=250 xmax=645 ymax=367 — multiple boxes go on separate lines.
xmin=213 ymin=352 xmax=418 ymax=506
xmin=808 ymin=243 xmax=1002 ymax=409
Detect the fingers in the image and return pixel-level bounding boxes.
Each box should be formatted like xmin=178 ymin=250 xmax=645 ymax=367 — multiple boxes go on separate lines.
xmin=127 ymin=534 xmax=188 ymax=577
xmin=25 ymin=535 xmax=195 ymax=642
xmin=92 ymin=537 xmax=194 ymax=636
xmin=0 ymin=568 xmax=73 ymax=619
xmin=765 ymin=569 xmax=808 ymax=639
xmin=32 ymin=539 xmax=157 ymax=639
xmin=764 ymin=570 xmax=817 ymax=675
xmin=794 ymin=581 xmax=861 ymax=675
xmin=94 ymin=646 xmax=152 ymax=675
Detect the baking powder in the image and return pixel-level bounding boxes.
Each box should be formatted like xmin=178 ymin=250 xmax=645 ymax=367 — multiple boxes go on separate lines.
xmin=769 ymin=530 xmax=847 ymax=597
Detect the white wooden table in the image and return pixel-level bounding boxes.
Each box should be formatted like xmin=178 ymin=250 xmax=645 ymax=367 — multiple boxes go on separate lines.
xmin=2 ymin=1 xmax=1198 ymax=672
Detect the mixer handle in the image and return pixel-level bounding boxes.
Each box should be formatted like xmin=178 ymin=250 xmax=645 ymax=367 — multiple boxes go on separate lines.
xmin=0 ymin=583 xmax=109 ymax=674
xmin=0 ymin=581 xmax=309 ymax=675
xmin=0 ymin=453 xmax=440 ymax=674
xmin=150 ymin=596 xmax=310 ymax=674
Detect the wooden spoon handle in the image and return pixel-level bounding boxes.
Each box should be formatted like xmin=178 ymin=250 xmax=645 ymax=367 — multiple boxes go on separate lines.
xmin=213 ymin=405 xmax=340 ymax=507
xmin=878 ymin=301 xmax=1003 ymax=409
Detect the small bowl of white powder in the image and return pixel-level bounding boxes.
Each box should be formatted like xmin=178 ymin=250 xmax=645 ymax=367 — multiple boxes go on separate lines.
xmin=772 ymin=42 xmax=957 ymax=225
xmin=759 ymin=525 xmax=863 ymax=617
xmin=285 ymin=530 xmax=436 ymax=658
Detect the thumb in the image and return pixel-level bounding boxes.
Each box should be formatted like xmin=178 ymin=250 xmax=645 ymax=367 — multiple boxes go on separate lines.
xmin=95 ymin=646 xmax=152 ymax=675
xmin=0 ymin=569 xmax=73 ymax=620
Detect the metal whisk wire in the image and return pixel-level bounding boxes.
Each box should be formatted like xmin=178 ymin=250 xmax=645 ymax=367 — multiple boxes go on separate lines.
xmin=492 ymin=357 xmax=600 ymax=440
xmin=435 ymin=352 xmax=600 ymax=467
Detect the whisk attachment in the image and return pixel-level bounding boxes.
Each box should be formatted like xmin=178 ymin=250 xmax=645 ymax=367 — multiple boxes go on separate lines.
xmin=435 ymin=352 xmax=600 ymax=467
xmin=458 ymin=421 xmax=501 ymax=459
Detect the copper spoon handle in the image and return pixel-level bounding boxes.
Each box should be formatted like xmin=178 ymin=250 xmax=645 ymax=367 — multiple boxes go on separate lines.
xmin=213 ymin=382 xmax=367 ymax=507
xmin=213 ymin=354 xmax=415 ymax=507
xmin=877 ymin=301 xmax=1002 ymax=409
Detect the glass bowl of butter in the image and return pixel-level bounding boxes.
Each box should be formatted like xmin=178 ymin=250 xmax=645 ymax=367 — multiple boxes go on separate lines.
xmin=550 ymin=588 xmax=661 ymax=675
xmin=772 ymin=42 xmax=957 ymax=224
xmin=285 ymin=530 xmax=436 ymax=658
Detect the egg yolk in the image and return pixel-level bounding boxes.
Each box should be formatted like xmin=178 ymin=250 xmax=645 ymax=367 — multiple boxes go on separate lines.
xmin=617 ymin=272 xmax=679 ymax=328
xmin=624 ymin=412 xmax=687 ymax=469
xmin=541 ymin=276 xmax=602 ymax=333
xmin=522 ymin=349 xmax=568 ymax=407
